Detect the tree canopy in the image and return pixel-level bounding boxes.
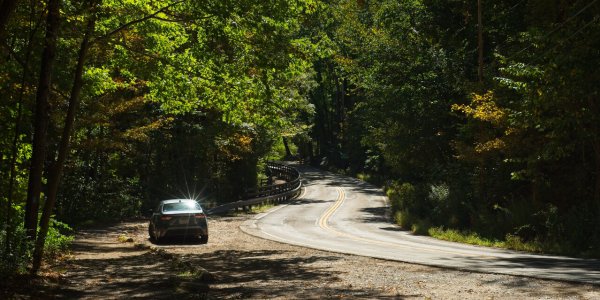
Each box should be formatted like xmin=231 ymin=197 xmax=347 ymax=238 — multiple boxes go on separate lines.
xmin=1 ymin=0 xmax=599 ymax=274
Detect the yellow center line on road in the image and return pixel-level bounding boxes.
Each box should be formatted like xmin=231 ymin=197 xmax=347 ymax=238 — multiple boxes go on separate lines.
xmin=318 ymin=187 xmax=345 ymax=230
xmin=317 ymin=187 xmax=494 ymax=258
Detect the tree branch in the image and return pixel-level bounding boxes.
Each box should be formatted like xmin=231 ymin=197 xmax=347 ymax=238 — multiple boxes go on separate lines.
xmin=92 ymin=0 xmax=185 ymax=43
xmin=107 ymin=39 xmax=211 ymax=81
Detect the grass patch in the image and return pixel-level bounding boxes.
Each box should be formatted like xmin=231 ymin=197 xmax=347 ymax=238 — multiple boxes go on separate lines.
xmin=428 ymin=227 xmax=504 ymax=248
xmin=355 ymin=172 xmax=384 ymax=186
xmin=177 ymin=270 xmax=204 ymax=280
xmin=356 ymin=172 xmax=372 ymax=182
xmin=394 ymin=211 xmax=412 ymax=230
xmin=503 ymin=234 xmax=544 ymax=253
xmin=427 ymin=227 xmax=544 ymax=253
xmin=250 ymin=203 xmax=276 ymax=213
xmin=411 ymin=219 xmax=431 ymax=236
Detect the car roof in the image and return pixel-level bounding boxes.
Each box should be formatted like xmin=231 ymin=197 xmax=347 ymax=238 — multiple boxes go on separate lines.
xmin=159 ymin=199 xmax=199 ymax=204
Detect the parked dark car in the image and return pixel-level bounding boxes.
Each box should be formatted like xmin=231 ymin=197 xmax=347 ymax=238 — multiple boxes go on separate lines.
xmin=148 ymin=199 xmax=208 ymax=244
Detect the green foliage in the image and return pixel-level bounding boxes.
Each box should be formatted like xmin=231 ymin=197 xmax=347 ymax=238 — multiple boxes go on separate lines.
xmin=43 ymin=219 xmax=74 ymax=259
xmin=394 ymin=210 xmax=414 ymax=230
xmin=388 ymin=182 xmax=432 ymax=231
xmin=411 ymin=218 xmax=432 ymax=236
xmin=0 ymin=222 xmax=32 ymax=277
xmin=428 ymin=227 xmax=505 ymax=249
xmin=250 ymin=203 xmax=276 ymax=214
xmin=387 ymin=182 xmax=418 ymax=213
xmin=266 ymin=138 xmax=298 ymax=161
xmin=1 ymin=0 xmax=323 ymax=271
xmin=503 ymin=234 xmax=544 ymax=253
xmin=0 ymin=207 xmax=73 ymax=277
xmin=1 ymin=0 xmax=599 ymax=267
xmin=304 ymin=0 xmax=600 ymax=257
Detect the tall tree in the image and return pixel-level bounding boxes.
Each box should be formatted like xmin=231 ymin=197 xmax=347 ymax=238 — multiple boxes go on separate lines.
xmin=477 ymin=0 xmax=484 ymax=82
xmin=31 ymin=9 xmax=96 ymax=273
xmin=24 ymin=0 xmax=60 ymax=240
xmin=0 ymin=0 xmax=19 ymax=41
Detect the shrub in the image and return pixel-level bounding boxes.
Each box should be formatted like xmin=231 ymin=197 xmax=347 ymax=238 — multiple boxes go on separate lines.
xmin=0 ymin=224 xmax=32 ymax=277
xmin=411 ymin=218 xmax=432 ymax=235
xmin=43 ymin=218 xmax=75 ymax=259
xmin=394 ymin=210 xmax=412 ymax=229
xmin=0 ymin=213 xmax=74 ymax=278
xmin=0 ymin=205 xmax=33 ymax=276
xmin=387 ymin=182 xmax=418 ymax=213
xmin=561 ymin=203 xmax=598 ymax=252
xmin=504 ymin=234 xmax=542 ymax=253
xmin=427 ymin=183 xmax=451 ymax=225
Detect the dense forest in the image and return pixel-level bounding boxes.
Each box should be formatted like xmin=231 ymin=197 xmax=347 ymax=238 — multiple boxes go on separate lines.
xmin=1 ymin=0 xmax=599 ymax=276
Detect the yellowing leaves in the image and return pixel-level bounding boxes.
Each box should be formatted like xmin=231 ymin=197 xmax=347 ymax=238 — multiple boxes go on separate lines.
xmin=235 ymin=134 xmax=253 ymax=153
xmin=452 ymin=91 xmax=505 ymax=125
xmin=123 ymin=117 xmax=173 ymax=142
xmin=474 ymin=138 xmax=506 ymax=153
xmin=452 ymin=91 xmax=509 ymax=157
xmin=109 ymin=96 xmax=146 ymax=115
xmin=217 ymin=133 xmax=254 ymax=161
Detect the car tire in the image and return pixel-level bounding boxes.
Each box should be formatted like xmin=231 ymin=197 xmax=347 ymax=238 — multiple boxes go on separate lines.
xmin=199 ymin=235 xmax=208 ymax=244
xmin=149 ymin=224 xmax=161 ymax=243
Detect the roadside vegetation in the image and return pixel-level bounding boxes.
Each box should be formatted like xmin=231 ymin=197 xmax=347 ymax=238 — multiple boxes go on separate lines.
xmin=1 ymin=0 xmax=599 ymax=281
xmin=305 ymin=0 xmax=600 ymax=258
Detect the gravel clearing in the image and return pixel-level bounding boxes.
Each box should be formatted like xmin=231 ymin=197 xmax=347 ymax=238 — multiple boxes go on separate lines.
xmin=13 ymin=213 xmax=599 ymax=299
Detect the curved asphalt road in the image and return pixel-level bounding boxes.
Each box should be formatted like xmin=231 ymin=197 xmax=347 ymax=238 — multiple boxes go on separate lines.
xmin=241 ymin=165 xmax=600 ymax=285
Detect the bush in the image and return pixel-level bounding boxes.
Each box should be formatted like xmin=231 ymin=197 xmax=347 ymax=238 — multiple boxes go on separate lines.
xmin=561 ymin=203 xmax=598 ymax=252
xmin=0 ymin=224 xmax=32 ymax=277
xmin=388 ymin=182 xmax=438 ymax=233
xmin=504 ymin=234 xmax=542 ymax=253
xmin=387 ymin=182 xmax=418 ymax=213
xmin=394 ymin=210 xmax=415 ymax=229
xmin=0 ymin=208 xmax=74 ymax=277
xmin=43 ymin=218 xmax=74 ymax=259
xmin=411 ymin=218 xmax=432 ymax=235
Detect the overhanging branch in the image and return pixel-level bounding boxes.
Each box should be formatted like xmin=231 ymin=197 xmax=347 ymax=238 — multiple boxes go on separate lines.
xmin=91 ymin=0 xmax=185 ymax=44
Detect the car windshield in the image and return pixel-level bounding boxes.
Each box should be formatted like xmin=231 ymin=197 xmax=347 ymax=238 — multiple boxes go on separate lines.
xmin=162 ymin=201 xmax=202 ymax=212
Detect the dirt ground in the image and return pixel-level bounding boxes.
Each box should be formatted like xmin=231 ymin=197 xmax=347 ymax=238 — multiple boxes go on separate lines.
xmin=4 ymin=213 xmax=600 ymax=299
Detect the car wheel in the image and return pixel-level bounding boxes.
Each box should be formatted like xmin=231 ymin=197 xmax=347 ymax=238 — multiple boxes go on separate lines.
xmin=199 ymin=235 xmax=208 ymax=244
xmin=149 ymin=225 xmax=161 ymax=243
xmin=148 ymin=224 xmax=155 ymax=240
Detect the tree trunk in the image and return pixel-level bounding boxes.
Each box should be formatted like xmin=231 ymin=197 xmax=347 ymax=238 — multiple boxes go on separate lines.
xmin=594 ymin=141 xmax=600 ymax=218
xmin=477 ymin=0 xmax=484 ymax=83
xmin=0 ymin=0 xmax=19 ymax=41
xmin=24 ymin=0 xmax=61 ymax=240
xmin=307 ymin=140 xmax=314 ymax=164
xmin=31 ymin=12 xmax=94 ymax=274
xmin=5 ymin=31 xmax=36 ymax=256
xmin=5 ymin=100 xmax=22 ymax=257
xmin=282 ymin=137 xmax=292 ymax=158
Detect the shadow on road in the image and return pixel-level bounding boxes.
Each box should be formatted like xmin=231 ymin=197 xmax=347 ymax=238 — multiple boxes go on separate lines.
xmin=291 ymin=163 xmax=600 ymax=286
xmin=187 ymin=249 xmax=408 ymax=298
xmin=359 ymin=206 xmax=390 ymax=223
xmin=6 ymin=218 xmax=415 ymax=299
xmin=50 ymin=236 xmax=203 ymax=299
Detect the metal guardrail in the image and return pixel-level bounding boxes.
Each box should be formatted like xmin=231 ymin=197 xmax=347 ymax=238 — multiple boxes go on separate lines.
xmin=207 ymin=162 xmax=301 ymax=214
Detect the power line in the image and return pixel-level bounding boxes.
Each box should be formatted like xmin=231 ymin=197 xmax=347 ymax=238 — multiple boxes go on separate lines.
xmin=509 ymin=0 xmax=599 ymax=59
xmin=533 ymin=15 xmax=600 ymax=63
